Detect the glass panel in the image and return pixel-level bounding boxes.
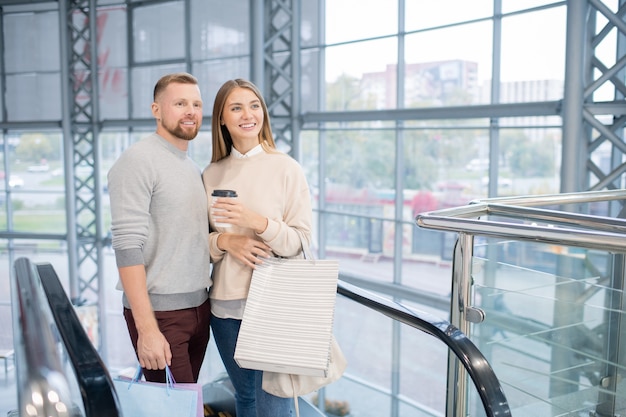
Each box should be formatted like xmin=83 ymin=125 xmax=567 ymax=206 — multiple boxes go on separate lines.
xmin=470 ymin=238 xmax=626 ymax=416
xmin=192 ymin=58 xmax=250 ymax=111
xmin=4 ymin=10 xmax=60 ymax=72
xmin=11 ymin=131 xmax=63 ymax=176
xmin=497 ymin=79 xmax=564 ymax=103
xmin=500 ymin=7 xmax=566 ymax=83
xmin=98 ymin=6 xmax=129 ymax=120
xmin=318 ymin=127 xmax=397 ymax=281
xmin=405 ymin=0 xmax=492 ymax=31
xmin=130 ymin=65 xmax=187 ymax=118
xmin=0 ymin=131 xmax=65 ymax=233
xmin=101 ymin=130 xmax=133 ymax=169
xmin=301 ymin=49 xmax=321 ymax=112
xmin=8 ymin=193 xmax=66 ymax=233
xmin=399 ymin=303 xmax=450 ymax=415
xmin=98 ymin=6 xmax=128 ymax=68
xmin=188 ymin=131 xmax=212 ymax=168
xmin=403 ymin=125 xmax=490 ymax=202
xmin=311 ymin=297 xmax=451 ymax=415
xmin=301 ymin=0 xmax=321 ymax=47
xmin=133 ymin=1 xmax=184 ymax=63
xmin=100 ymin=67 xmax=129 ymax=120
xmin=321 ymin=298 xmax=394 ymax=414
xmin=325 ymin=0 xmax=397 ymax=44
xmin=404 ymin=22 xmax=492 ymax=107
xmin=191 ymin=0 xmax=249 ymax=59
xmin=5 ymin=73 xmax=62 ymax=121
xmin=322 ymin=128 xmax=395 ymax=190
xmin=325 ymin=38 xmax=398 ymax=107
xmin=502 ymin=0 xmax=564 ymax=14
xmin=499 ymin=126 xmax=561 ymax=195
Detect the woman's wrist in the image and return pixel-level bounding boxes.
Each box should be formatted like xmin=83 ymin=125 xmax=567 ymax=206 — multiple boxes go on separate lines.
xmin=254 ymin=216 xmax=268 ymax=234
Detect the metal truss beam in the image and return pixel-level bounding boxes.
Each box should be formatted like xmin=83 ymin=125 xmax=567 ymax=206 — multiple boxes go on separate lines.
xmin=584 ymin=0 xmax=626 ymax=192
xmin=262 ymin=0 xmax=301 ymax=158
xmin=59 ymin=0 xmax=104 ymax=350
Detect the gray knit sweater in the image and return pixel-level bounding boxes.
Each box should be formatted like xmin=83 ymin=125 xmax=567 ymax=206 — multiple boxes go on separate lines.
xmin=108 ymin=133 xmax=211 ymax=310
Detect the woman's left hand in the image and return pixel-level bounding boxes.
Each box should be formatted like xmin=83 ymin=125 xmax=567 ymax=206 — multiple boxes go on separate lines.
xmin=217 ymin=233 xmax=271 ymax=269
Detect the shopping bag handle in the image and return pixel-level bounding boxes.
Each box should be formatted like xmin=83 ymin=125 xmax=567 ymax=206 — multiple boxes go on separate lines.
xmin=296 ymin=229 xmax=314 ymax=261
xmin=126 ymin=364 xmax=176 ymax=396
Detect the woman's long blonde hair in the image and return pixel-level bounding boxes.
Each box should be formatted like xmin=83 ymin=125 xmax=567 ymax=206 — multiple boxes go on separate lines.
xmin=211 ymin=79 xmax=277 ymax=163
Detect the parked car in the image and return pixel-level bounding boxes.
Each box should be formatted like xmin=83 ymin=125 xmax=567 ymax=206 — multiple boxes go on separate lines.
xmin=27 ymin=164 xmax=50 ymax=172
xmin=9 ymin=175 xmax=24 ymax=188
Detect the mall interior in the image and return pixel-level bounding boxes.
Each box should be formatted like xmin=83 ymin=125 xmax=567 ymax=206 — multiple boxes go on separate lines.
xmin=1 ymin=1 xmax=626 ymax=416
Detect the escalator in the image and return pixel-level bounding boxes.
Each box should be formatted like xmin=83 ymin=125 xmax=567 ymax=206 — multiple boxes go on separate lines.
xmin=10 ymin=257 xmax=511 ymax=417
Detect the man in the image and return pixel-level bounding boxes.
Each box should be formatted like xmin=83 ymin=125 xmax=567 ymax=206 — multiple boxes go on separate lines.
xmin=108 ymin=72 xmax=211 ymax=383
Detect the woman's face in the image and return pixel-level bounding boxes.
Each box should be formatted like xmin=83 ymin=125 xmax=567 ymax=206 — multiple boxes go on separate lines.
xmin=221 ymin=87 xmax=264 ymax=146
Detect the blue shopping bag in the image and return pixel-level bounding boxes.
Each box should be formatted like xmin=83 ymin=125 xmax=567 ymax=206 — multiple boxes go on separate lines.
xmin=113 ymin=365 xmax=202 ymax=417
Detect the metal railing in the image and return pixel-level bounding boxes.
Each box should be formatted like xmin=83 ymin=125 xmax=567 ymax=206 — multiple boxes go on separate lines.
xmin=337 ymin=280 xmax=511 ymax=417
xmin=416 ymin=189 xmax=626 ymax=417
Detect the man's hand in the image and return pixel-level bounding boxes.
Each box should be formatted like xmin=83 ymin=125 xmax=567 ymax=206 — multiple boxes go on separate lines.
xmin=137 ymin=327 xmax=172 ymax=370
xmin=118 ymin=264 xmax=172 ymax=369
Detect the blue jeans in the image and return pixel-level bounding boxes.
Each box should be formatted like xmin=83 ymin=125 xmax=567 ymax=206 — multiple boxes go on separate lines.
xmin=211 ymin=315 xmax=293 ymax=417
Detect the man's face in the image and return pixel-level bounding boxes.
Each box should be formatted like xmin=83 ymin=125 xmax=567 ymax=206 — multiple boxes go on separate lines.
xmin=152 ymin=82 xmax=203 ymax=141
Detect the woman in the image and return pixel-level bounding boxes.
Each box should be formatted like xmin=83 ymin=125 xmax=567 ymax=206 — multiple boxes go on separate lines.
xmin=202 ymin=78 xmax=312 ymax=417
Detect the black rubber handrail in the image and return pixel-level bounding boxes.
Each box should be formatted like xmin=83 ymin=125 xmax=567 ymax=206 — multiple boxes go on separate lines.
xmin=337 ymin=279 xmax=511 ymax=417
xmin=36 ymin=261 xmax=122 ymax=417
xmin=13 ymin=258 xmax=122 ymax=417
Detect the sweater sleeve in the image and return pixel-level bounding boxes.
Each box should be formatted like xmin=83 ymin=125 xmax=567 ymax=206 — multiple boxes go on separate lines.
xmin=108 ymin=147 xmax=154 ymax=268
xmin=258 ymin=157 xmax=312 ymax=257
xmin=208 ymin=231 xmax=226 ymax=262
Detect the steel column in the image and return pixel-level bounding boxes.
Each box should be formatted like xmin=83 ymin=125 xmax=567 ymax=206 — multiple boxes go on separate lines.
xmin=59 ymin=0 xmax=104 ymax=355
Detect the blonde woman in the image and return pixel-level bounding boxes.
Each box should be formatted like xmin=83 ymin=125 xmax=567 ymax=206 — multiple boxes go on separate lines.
xmin=202 ymin=79 xmax=312 ymax=417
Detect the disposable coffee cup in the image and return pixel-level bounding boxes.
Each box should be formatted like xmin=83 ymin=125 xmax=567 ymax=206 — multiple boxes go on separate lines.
xmin=211 ymin=189 xmax=237 ymax=227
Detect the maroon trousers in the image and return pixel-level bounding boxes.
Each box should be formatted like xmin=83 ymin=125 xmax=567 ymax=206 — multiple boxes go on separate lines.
xmin=123 ymin=298 xmax=211 ymax=383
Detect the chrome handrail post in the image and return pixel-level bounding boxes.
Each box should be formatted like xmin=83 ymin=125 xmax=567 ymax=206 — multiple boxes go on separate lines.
xmin=446 ymin=232 xmax=474 ymax=417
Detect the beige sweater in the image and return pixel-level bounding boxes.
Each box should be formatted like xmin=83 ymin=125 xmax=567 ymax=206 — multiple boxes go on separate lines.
xmin=202 ymin=149 xmax=312 ymax=301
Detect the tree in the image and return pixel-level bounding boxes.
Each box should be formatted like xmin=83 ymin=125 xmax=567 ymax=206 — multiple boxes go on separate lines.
xmin=507 ymin=134 xmax=555 ymax=177
xmin=326 ymin=74 xmax=376 ymax=111
xmin=323 ymin=129 xmax=395 ymax=189
xmin=16 ymin=133 xmax=55 ymax=163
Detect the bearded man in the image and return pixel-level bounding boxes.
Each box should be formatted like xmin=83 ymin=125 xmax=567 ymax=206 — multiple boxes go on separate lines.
xmin=108 ymin=72 xmax=211 ymax=383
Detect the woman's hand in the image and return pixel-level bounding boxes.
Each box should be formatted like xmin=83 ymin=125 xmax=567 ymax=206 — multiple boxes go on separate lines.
xmin=212 ymin=197 xmax=268 ymax=233
xmin=217 ymin=233 xmax=272 ymax=268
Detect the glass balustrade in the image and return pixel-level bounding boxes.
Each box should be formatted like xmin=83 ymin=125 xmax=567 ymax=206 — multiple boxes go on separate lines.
xmin=417 ymin=189 xmax=626 ymax=417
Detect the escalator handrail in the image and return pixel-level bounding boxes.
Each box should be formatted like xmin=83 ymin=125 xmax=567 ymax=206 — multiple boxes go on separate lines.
xmin=12 ymin=257 xmax=77 ymax=416
xmin=35 ymin=262 xmax=122 ymax=417
xmin=13 ymin=258 xmax=122 ymax=417
xmin=337 ymin=279 xmax=511 ymax=417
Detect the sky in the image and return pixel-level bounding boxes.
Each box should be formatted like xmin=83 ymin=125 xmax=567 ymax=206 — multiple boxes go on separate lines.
xmin=323 ymin=1 xmax=574 ymax=83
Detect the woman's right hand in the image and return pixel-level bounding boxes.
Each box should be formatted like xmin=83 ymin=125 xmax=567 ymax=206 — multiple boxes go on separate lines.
xmin=212 ymin=198 xmax=268 ymax=233
xmin=217 ymin=233 xmax=272 ymax=268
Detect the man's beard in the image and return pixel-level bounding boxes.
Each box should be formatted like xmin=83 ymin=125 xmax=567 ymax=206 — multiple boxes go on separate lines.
xmin=162 ymin=119 xmax=200 ymax=141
